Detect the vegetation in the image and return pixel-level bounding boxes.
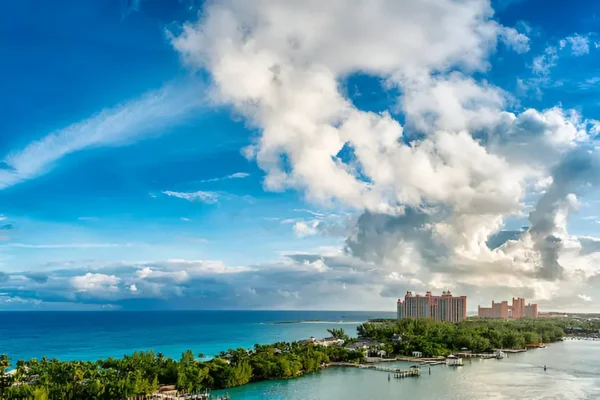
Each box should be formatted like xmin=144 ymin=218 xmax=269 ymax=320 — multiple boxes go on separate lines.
xmin=2 ymin=317 xmax=596 ymax=399
xmin=0 ymin=341 xmax=363 ymax=400
xmin=326 ymin=328 xmax=349 ymax=341
xmin=356 ymin=317 xmax=598 ymax=357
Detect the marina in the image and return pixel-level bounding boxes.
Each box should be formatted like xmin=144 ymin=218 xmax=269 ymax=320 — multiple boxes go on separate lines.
xmin=213 ymin=340 xmax=600 ymax=399
xmin=328 ymin=362 xmax=421 ymax=378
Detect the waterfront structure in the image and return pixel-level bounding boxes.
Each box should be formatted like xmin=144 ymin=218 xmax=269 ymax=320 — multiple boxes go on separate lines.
xmin=397 ymin=291 xmax=467 ymax=322
xmin=478 ymin=297 xmax=538 ymax=319
xmin=446 ymin=355 xmax=463 ymax=366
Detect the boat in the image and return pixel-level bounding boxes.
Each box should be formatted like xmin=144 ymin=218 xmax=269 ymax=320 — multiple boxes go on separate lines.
xmin=495 ymin=351 xmax=506 ymax=359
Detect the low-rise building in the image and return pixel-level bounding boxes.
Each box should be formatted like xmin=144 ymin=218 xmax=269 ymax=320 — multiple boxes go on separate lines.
xmin=344 ymin=339 xmax=383 ymax=352
xmin=315 ymin=337 xmax=344 ymax=347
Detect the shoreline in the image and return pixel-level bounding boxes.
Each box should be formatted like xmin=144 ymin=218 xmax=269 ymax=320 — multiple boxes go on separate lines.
xmin=3 ymin=316 xmax=595 ymax=399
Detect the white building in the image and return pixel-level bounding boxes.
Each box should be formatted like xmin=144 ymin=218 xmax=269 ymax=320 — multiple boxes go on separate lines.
xmin=446 ymin=355 xmax=463 ymax=366
xmin=315 ymin=337 xmax=344 ymax=347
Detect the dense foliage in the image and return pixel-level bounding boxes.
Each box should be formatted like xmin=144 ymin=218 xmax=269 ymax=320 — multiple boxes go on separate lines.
xmin=0 ymin=342 xmax=364 ymax=400
xmin=356 ymin=317 xmax=595 ymax=357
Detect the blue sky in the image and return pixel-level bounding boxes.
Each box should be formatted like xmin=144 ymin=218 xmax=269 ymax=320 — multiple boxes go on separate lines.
xmin=2 ymin=0 xmax=600 ymax=311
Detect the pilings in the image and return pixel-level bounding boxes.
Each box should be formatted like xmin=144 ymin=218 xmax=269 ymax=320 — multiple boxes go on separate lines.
xmin=393 ymin=369 xmax=421 ymax=379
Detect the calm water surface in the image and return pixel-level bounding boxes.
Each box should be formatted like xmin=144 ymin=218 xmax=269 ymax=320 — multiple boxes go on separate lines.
xmin=0 ymin=310 xmax=391 ymax=361
xmin=215 ymin=341 xmax=600 ymax=400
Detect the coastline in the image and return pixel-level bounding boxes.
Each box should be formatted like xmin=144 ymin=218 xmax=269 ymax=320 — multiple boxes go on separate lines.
xmin=3 ymin=315 xmax=598 ymax=399
xmin=212 ymin=340 xmax=600 ymax=399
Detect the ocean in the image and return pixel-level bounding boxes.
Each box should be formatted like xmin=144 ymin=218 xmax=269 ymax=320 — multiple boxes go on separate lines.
xmin=1 ymin=311 xmax=598 ymax=399
xmin=0 ymin=310 xmax=390 ymax=362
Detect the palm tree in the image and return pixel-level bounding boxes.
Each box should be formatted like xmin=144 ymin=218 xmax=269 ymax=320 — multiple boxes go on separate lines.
xmin=327 ymin=328 xmax=348 ymax=341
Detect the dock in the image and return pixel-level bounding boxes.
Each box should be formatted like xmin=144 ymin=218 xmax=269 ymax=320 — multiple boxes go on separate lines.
xmin=328 ymin=362 xmax=421 ymax=378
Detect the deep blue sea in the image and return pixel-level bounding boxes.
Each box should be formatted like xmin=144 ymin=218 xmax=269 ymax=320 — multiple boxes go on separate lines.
xmin=0 ymin=310 xmax=392 ymax=362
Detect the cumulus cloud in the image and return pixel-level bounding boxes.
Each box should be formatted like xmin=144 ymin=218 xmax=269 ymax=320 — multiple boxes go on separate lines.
xmin=1 ymin=1 xmax=598 ymax=312
xmin=164 ymin=0 xmax=600 ymax=311
xmin=70 ymin=273 xmax=120 ymax=293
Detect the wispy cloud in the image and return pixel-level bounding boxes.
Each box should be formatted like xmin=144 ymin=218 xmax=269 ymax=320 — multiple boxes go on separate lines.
xmin=162 ymin=190 xmax=220 ymax=204
xmin=1 ymin=243 xmax=129 ymax=249
xmin=293 ymin=209 xmax=325 ymax=217
xmin=577 ymin=77 xmax=600 ymax=91
xmin=532 ymin=46 xmax=558 ymax=76
xmin=0 ymin=82 xmax=204 ymax=190
xmin=199 ymin=172 xmax=250 ymax=183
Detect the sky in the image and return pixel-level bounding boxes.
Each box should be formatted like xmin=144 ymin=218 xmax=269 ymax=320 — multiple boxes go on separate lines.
xmin=2 ymin=0 xmax=600 ymax=312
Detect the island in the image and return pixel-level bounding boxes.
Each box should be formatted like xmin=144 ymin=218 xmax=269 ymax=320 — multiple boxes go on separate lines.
xmin=1 ymin=317 xmax=598 ymax=399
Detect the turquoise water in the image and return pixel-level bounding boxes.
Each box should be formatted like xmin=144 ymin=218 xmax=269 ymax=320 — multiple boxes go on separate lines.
xmin=2 ymin=312 xmax=598 ymax=399
xmin=0 ymin=311 xmax=391 ymax=362
xmin=215 ymin=341 xmax=600 ymax=400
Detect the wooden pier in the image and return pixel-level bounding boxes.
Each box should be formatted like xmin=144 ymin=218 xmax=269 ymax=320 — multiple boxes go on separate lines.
xmin=328 ymin=362 xmax=421 ymax=378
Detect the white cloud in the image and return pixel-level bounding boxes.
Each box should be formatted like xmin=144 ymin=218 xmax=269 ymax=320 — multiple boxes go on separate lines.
xmin=0 ymin=83 xmax=204 ymax=190
xmin=162 ymin=190 xmax=220 ymax=204
xmin=293 ymin=221 xmax=320 ymax=238
xmin=70 ymin=273 xmax=120 ymax=293
xmin=129 ymin=284 xmax=138 ymax=293
xmin=136 ymin=266 xmax=189 ymax=283
xmin=199 ymin=172 xmax=250 ymax=182
xmin=578 ymin=294 xmax=592 ymax=302
xmin=561 ymin=34 xmax=590 ymax=56
xmin=5 ymin=2 xmax=596 ymax=312
xmin=500 ymin=26 xmax=530 ymax=53
xmin=167 ymin=0 xmax=600 ymax=311
xmin=532 ymin=46 xmax=558 ymax=76
xmin=293 ymin=209 xmax=325 ymax=217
